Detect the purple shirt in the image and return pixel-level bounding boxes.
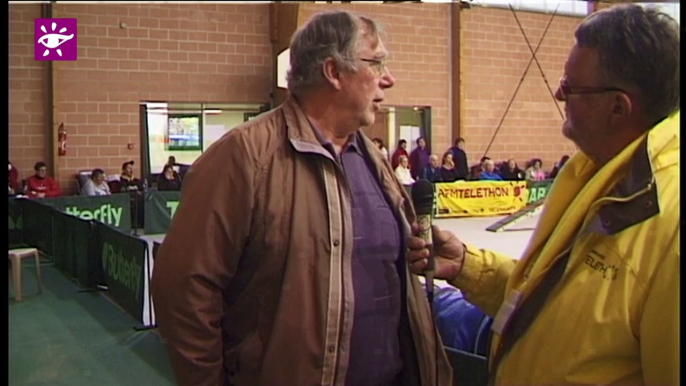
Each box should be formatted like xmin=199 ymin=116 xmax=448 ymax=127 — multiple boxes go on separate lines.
xmin=312 ymin=128 xmax=403 ymax=386
xmin=409 ymin=148 xmax=430 ymax=179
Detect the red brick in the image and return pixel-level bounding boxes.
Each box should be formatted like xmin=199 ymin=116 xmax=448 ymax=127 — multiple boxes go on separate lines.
xmin=78 ymin=147 xmax=100 ymax=158
xmin=88 ymin=136 xmax=110 ymax=146
xmin=64 ymin=158 xmax=92 ymax=171
xmin=77 ymin=103 xmax=99 ymax=113
xmin=139 ymin=61 xmax=159 ymax=72
xmin=30 ymin=136 xmax=45 ymax=147
xmin=128 ymin=28 xmax=149 ymax=39
xmin=129 ymin=50 xmax=149 ymax=60
xmin=148 ymin=29 xmax=168 ymax=40
xmin=139 ymin=18 xmax=160 ymax=29
xmin=118 ymin=125 xmax=139 ymax=136
xmin=159 ymin=62 xmax=178 ymax=72
xmin=159 ymin=40 xmax=178 ymax=51
xmin=87 ymin=114 xmax=109 ymax=125
xmin=119 ymin=39 xmax=140 ymax=49
xmin=66 ymin=114 xmax=88 ymax=124
xmin=98 ymin=146 xmax=121 ymax=157
xmin=109 ymin=135 xmax=130 ymax=145
xmin=108 ymin=114 xmax=130 ymax=125
xmin=179 ymin=42 xmax=198 ymax=52
xmin=169 ymin=52 xmax=190 ymax=62
xmin=139 ymin=39 xmax=159 ymax=50
xmin=118 ymin=60 xmax=139 ymax=71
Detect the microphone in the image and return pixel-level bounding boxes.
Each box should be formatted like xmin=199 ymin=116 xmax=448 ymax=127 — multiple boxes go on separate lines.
xmin=411 ymin=179 xmax=435 ymax=303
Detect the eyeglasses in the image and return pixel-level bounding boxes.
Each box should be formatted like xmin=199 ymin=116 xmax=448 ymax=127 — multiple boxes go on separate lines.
xmin=359 ymin=57 xmax=388 ymax=75
xmin=558 ymin=76 xmax=626 ymax=99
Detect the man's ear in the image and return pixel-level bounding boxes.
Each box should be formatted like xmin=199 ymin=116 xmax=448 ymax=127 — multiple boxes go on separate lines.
xmin=612 ymin=92 xmax=633 ymax=118
xmin=322 ymin=57 xmax=343 ymax=91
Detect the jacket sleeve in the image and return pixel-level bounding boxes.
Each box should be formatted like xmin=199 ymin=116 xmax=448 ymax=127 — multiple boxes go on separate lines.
xmin=81 ymin=181 xmax=95 ymax=196
xmin=9 ymin=169 xmax=19 ymax=190
xmin=639 ymin=247 xmax=679 ymax=385
xmin=419 ymin=166 xmax=427 ymax=181
xmin=46 ymin=178 xmax=61 ymax=197
xmin=25 ymin=177 xmax=38 ymax=197
xmin=391 ymin=151 xmax=399 ymax=169
xmin=157 ymin=177 xmax=168 ymax=191
xmin=409 ymin=151 xmax=419 ymax=178
xmin=448 ymin=244 xmax=517 ymax=317
xmin=151 ymin=129 xmax=256 ymax=386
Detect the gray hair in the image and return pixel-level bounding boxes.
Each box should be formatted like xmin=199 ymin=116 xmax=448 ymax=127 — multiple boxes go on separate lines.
xmin=286 ymin=11 xmax=381 ymax=97
xmin=575 ymin=4 xmax=679 ymax=125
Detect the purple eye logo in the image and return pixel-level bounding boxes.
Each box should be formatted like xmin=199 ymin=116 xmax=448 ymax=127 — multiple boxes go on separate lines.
xmin=34 ymin=18 xmax=77 ymax=61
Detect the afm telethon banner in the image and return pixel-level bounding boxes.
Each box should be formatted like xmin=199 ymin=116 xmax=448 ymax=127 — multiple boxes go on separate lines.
xmin=435 ymin=180 xmax=551 ymax=218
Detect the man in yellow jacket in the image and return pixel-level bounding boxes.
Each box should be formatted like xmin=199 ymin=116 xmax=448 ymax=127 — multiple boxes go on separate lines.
xmin=408 ymin=4 xmax=679 ymax=385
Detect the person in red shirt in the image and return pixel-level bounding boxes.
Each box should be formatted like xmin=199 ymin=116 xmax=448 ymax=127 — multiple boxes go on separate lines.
xmin=8 ymin=161 xmax=19 ymax=195
xmin=25 ymin=161 xmax=61 ymax=198
xmin=390 ymin=139 xmax=409 ymax=169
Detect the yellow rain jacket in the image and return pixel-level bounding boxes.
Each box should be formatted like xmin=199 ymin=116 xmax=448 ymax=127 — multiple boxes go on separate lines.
xmin=451 ymin=111 xmax=680 ymax=385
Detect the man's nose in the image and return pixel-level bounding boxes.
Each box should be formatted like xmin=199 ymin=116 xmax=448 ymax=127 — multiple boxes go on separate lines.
xmin=380 ymin=67 xmax=395 ymax=89
xmin=554 ymin=87 xmax=565 ymax=101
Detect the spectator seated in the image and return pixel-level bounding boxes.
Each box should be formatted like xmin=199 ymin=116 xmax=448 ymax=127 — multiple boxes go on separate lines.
xmin=25 ymin=162 xmax=61 ymax=198
xmin=75 ymin=170 xmax=93 ymax=194
xmin=468 ymin=164 xmax=482 ymax=181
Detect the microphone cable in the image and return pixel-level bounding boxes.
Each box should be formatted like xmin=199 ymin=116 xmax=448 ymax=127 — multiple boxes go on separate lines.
xmin=411 ymin=179 xmax=440 ymax=386
xmin=429 ymin=284 xmax=438 ymax=386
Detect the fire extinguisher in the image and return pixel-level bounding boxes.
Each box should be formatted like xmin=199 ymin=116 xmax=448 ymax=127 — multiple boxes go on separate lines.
xmin=58 ymin=123 xmax=67 ymax=156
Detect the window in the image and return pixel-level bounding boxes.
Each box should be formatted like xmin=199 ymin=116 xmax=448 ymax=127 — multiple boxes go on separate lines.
xmin=142 ymin=102 xmax=269 ymax=176
xmin=471 ymin=0 xmax=680 ymax=20
xmin=637 ymin=2 xmax=680 ymax=24
xmin=470 ymin=0 xmax=588 ymax=17
xmin=167 ymin=115 xmax=201 ymax=151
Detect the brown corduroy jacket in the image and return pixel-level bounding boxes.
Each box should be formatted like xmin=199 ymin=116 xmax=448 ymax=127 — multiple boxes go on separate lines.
xmin=151 ymin=98 xmax=452 ymax=386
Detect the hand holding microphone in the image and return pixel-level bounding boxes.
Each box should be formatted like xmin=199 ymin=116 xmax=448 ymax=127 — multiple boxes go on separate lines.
xmin=406 ymin=224 xmax=466 ymax=283
xmin=408 ymin=179 xmax=467 ymax=284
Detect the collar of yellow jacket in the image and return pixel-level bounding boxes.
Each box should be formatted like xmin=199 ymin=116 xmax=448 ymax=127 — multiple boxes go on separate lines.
xmin=509 ymin=111 xmax=680 ymax=291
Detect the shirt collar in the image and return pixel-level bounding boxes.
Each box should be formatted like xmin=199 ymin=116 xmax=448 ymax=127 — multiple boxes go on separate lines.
xmin=306 ymin=116 xmax=362 ymax=156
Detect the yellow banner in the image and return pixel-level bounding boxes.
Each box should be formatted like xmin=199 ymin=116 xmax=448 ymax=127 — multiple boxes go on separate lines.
xmin=435 ymin=181 xmax=529 ymax=218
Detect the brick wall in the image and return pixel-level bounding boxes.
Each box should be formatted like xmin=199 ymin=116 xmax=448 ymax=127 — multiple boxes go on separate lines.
xmin=10 ymin=3 xmax=272 ymax=193
xmin=300 ymin=4 xmax=580 ymax=171
xmin=461 ymin=6 xmax=581 ymax=170
xmin=299 ymin=3 xmax=453 ymax=153
xmin=9 ymin=3 xmax=587 ymax=194
xmin=9 ymin=5 xmax=47 ymax=183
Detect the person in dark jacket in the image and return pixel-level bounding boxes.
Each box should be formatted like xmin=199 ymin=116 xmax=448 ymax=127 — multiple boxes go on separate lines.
xmin=119 ymin=160 xmax=142 ymax=192
xmin=158 ymin=164 xmax=182 ymax=191
xmin=499 ymin=159 xmax=524 ymax=181
xmin=548 ymin=155 xmax=570 ymax=179
xmin=438 ymin=152 xmax=461 ymax=183
xmin=419 ymin=154 xmax=441 ymax=182
xmin=408 ymin=137 xmax=430 ymax=179
xmin=449 ymin=138 xmax=469 ymax=180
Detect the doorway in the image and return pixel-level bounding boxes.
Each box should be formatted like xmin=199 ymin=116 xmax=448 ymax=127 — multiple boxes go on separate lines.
xmin=360 ymin=106 xmax=432 ymax=157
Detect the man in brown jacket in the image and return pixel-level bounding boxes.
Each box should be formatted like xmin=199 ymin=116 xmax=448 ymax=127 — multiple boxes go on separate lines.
xmin=152 ymin=10 xmax=452 ymax=386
